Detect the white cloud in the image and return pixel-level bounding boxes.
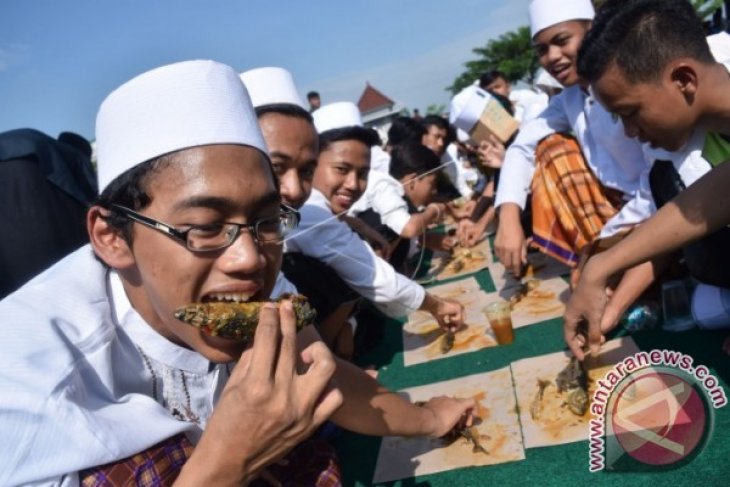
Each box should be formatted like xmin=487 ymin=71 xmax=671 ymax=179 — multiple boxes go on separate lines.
xmin=309 ymin=1 xmax=530 ymax=111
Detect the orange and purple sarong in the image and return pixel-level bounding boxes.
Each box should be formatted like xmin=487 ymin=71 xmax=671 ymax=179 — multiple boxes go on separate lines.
xmin=530 ymin=134 xmax=625 ymax=267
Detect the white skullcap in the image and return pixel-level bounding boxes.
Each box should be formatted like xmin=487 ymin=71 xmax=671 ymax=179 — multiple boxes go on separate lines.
xmin=95 ymin=59 xmax=267 ymax=191
xmin=239 ymin=66 xmax=306 ymax=109
xmin=449 ymin=85 xmax=518 ymax=144
xmin=534 ymin=67 xmax=564 ymax=91
xmin=529 ymin=0 xmax=594 ymax=38
xmin=312 ymin=102 xmax=363 ymax=134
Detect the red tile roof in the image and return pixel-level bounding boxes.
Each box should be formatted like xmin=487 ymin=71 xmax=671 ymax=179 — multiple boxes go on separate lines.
xmin=357 ymin=83 xmax=395 ymax=114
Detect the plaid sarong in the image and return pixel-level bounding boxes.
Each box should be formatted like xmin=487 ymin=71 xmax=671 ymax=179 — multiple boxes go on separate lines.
xmin=80 ymin=434 xmax=341 ymax=487
xmin=530 ymin=133 xmax=625 ymax=267
xmin=80 ymin=434 xmax=192 ymax=486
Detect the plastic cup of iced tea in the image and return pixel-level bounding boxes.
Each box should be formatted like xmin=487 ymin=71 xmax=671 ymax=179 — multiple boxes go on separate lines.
xmin=483 ymin=301 xmax=514 ymax=344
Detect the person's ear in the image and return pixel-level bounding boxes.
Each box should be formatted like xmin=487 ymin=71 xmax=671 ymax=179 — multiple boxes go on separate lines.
xmin=670 ymin=63 xmax=699 ymax=102
xmin=405 ymin=173 xmax=418 ymax=191
xmin=87 ymin=206 xmax=136 ymax=269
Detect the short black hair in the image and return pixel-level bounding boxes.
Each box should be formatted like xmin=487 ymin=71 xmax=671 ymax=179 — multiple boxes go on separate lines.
xmin=255 ymin=103 xmax=313 ymax=123
xmin=389 ymin=142 xmax=440 ymax=181
xmin=421 ymin=114 xmax=449 ymax=132
xmin=307 ymin=91 xmax=320 ymax=99
xmin=319 ymin=126 xmax=381 ymax=152
xmin=578 ymin=0 xmax=715 ymax=83
xmin=387 ymin=116 xmax=427 ymax=147
xmin=96 ymin=154 xmax=176 ymax=242
xmin=479 ymin=70 xmax=508 ymax=89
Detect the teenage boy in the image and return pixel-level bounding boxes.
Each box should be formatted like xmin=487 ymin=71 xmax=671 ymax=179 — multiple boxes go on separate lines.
xmin=0 ymin=61 xmax=474 ymax=485
xmin=282 ymin=102 xmax=465 ymax=356
xmin=494 ymin=0 xmax=660 ymax=331
xmin=563 ymin=0 xmax=730 ymax=358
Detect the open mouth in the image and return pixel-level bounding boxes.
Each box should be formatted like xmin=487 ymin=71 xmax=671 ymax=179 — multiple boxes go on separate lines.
xmin=201 ymin=292 xmax=254 ymax=303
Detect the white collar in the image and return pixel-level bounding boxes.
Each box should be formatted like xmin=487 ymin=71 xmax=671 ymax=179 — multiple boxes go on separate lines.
xmin=109 ymin=271 xmax=211 ymax=374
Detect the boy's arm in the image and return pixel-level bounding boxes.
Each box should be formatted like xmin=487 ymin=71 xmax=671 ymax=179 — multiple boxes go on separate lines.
xmin=294 ymin=326 xmax=474 ymax=438
xmin=565 ymin=161 xmax=730 ymax=359
xmin=329 ymin=357 xmax=475 ymax=438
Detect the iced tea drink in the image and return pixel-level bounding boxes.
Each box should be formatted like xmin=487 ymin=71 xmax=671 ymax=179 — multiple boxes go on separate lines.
xmin=483 ymin=301 xmax=514 ymax=344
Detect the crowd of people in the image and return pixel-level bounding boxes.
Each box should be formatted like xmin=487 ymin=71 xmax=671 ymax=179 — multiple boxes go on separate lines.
xmin=1 ymin=0 xmax=728 ymax=484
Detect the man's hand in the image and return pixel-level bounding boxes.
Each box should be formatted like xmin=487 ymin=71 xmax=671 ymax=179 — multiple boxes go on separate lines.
xmin=477 ymin=134 xmax=505 ymax=169
xmin=177 ymin=301 xmax=343 ymax=485
xmin=418 ymin=396 xmax=476 ymax=438
xmin=494 ymin=204 xmax=527 ymax=276
xmin=422 ymin=293 xmax=464 ymax=332
xmin=563 ymin=256 xmax=612 ymax=361
xmin=423 ymin=232 xmax=456 ymax=252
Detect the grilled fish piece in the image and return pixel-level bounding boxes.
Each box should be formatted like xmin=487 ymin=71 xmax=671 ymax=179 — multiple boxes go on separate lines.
xmin=556 ymin=356 xmax=589 ymax=416
xmin=440 ymin=329 xmax=455 ymax=354
xmin=458 ymin=425 xmax=489 ymax=455
xmin=530 ymin=379 xmax=551 ymax=420
xmin=174 ymin=294 xmax=316 ymax=342
xmin=508 ymin=279 xmax=539 ymax=309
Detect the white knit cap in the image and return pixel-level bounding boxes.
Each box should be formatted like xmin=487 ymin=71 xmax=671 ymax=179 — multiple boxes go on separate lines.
xmin=239 ymin=66 xmax=306 ymax=109
xmin=95 ymin=60 xmax=267 ymax=191
xmin=312 ymin=102 xmax=363 ymax=134
xmin=528 ymin=0 xmax=595 ymax=38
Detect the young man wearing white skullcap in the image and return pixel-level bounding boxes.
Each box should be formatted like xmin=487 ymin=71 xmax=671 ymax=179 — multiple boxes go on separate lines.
xmin=0 ymin=61 xmax=475 ymax=485
xmin=493 ymin=0 xmax=665 ymax=332
xmin=280 ymin=101 xmax=464 ymax=358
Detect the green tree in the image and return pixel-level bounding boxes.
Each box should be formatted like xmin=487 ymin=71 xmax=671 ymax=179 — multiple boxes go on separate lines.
xmin=689 ymin=0 xmax=723 ymax=19
xmin=448 ymin=26 xmax=538 ymax=95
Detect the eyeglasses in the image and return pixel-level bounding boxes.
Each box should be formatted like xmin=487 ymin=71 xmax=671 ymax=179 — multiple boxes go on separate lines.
xmin=110 ymin=203 xmax=300 ymax=252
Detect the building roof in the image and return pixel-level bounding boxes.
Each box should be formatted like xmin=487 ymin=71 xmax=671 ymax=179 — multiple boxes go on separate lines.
xmin=357 ymin=83 xmax=395 ymax=114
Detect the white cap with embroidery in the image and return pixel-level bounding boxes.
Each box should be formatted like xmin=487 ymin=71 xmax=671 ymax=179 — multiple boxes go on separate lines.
xmin=95 ymin=59 xmax=267 ymax=191
xmin=528 ymin=0 xmax=595 ymax=38
xmin=312 ymin=102 xmax=363 ymax=134
xmin=239 ymin=66 xmax=306 ymax=109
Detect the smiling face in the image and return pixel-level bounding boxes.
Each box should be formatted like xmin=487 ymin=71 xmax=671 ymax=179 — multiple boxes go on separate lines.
xmin=93 ymin=144 xmax=282 ymax=363
xmin=594 ymin=62 xmax=698 ymax=151
xmin=533 ymin=20 xmax=589 ymax=87
xmin=313 ymin=139 xmax=370 ymax=214
xmin=258 ymin=112 xmax=318 ymax=209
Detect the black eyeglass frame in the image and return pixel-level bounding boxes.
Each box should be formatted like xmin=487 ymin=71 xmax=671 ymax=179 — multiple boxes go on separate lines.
xmin=109 ymin=203 xmax=300 ymax=252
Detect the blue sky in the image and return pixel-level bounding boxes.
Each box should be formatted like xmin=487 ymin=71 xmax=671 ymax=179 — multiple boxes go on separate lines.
xmin=0 ymin=0 xmax=531 ymax=140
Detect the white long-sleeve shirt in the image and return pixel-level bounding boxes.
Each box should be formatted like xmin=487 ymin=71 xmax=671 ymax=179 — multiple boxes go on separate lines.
xmin=495 ymin=85 xmax=655 ymax=238
xmin=284 ymin=189 xmax=425 ymax=317
xmin=348 ymin=170 xmax=411 ymax=235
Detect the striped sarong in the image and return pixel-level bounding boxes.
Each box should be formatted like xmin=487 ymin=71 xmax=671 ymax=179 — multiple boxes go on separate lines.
xmin=530 ymin=133 xmax=625 ymax=267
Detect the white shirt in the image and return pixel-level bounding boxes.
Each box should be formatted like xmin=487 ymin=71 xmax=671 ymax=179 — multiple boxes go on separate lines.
xmin=370 ymin=145 xmax=391 ymax=173
xmin=495 ymin=85 xmax=655 ymax=238
xmin=0 ymin=246 xmax=232 ymax=486
xmin=284 ymin=189 xmax=425 ymax=317
xmin=349 ymin=170 xmax=411 ymax=235
xmin=643 ymin=129 xmax=713 ymax=188
xmin=441 ymin=144 xmax=477 ymax=199
xmin=509 ymin=88 xmax=548 ymax=123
